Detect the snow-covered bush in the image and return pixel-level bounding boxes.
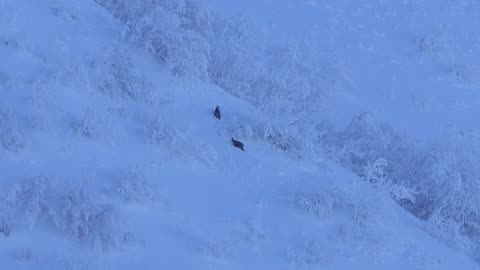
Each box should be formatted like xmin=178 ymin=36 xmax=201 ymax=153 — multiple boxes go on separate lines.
xmin=327 ymin=113 xmax=395 ymax=173
xmin=348 ymin=189 xmax=392 ymax=226
xmin=118 ymin=169 xmax=157 ymax=202
xmin=266 ymin=119 xmax=324 ymax=158
xmin=201 ymin=240 xmax=225 ymax=260
xmin=322 ymin=114 xmax=413 ymax=206
xmin=294 ymin=190 xmax=342 ymax=218
xmin=0 ymin=219 xmax=11 ymax=237
xmin=55 ymin=189 xmax=125 ymax=250
xmin=208 ymin=16 xmax=263 ymax=99
xmin=361 ymin=158 xmax=389 ymax=187
xmin=326 ymin=112 xmax=480 ymax=260
xmin=400 ymin=140 xmax=480 ymax=258
xmin=92 ymin=0 xmax=337 ymax=168
xmin=12 ymin=177 xmax=52 ymax=228
xmin=418 ymin=32 xmax=445 ymax=56
xmin=95 ymin=0 xmax=335 ymax=120
xmin=1 ymin=127 xmax=24 ymax=152
xmin=97 ymin=0 xmax=212 ymax=78
xmin=0 ymin=175 xmax=129 ymax=250
xmin=0 ymin=192 xmax=16 ymax=237
xmin=145 ymin=113 xmax=181 ymax=144
xmin=0 ymin=176 xmax=52 ymax=237
xmin=72 ymin=108 xmax=115 ymax=140
xmin=257 ymin=43 xmax=334 ymax=117
xmin=95 ymin=48 xmax=156 ymax=102
xmin=72 ymin=110 xmax=102 ymax=138
xmin=0 ymin=110 xmax=25 ymax=152
xmin=325 ymin=113 xmax=418 ymax=190
xmin=446 ymin=64 xmax=470 ymax=83
xmin=359 ymin=157 xmax=415 ymax=204
xmin=224 ymin=114 xmax=320 ymax=158
xmin=264 ymin=125 xmax=302 ymax=152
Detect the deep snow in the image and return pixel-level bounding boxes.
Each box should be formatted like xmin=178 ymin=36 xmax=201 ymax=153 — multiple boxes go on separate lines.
xmin=201 ymin=0 xmax=480 ymax=140
xmin=1 ymin=0 xmax=479 ymax=269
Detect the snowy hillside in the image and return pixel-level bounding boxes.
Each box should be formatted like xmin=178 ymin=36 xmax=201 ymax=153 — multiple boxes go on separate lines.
xmin=200 ymin=0 xmax=480 ymax=262
xmin=1 ymin=0 xmax=480 ymax=269
xmin=201 ymin=0 xmax=480 ymax=137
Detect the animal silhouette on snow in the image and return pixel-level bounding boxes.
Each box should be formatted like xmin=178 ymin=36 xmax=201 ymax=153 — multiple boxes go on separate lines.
xmin=213 ymin=106 xmax=221 ymax=120
xmin=231 ymin=138 xmax=244 ymax=151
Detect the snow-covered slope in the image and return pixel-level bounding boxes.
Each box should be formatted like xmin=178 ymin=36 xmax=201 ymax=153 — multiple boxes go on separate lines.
xmin=0 ymin=0 xmax=479 ymax=269
xmin=201 ymin=0 xmax=480 ymax=140
xmin=199 ymin=0 xmax=480 ymax=261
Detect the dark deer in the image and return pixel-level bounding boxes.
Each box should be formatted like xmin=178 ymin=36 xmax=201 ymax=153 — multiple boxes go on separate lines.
xmin=213 ymin=106 xmax=221 ymax=120
xmin=231 ymin=138 xmax=244 ymax=151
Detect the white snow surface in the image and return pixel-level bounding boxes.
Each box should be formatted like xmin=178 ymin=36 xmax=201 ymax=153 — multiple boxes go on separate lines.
xmin=202 ymin=0 xmax=480 ymax=140
xmin=0 ymin=0 xmax=479 ymax=269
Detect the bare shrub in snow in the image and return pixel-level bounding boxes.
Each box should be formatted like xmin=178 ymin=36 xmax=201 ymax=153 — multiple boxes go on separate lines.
xmin=12 ymin=176 xmax=52 ymax=228
xmin=324 ymin=113 xmax=417 ymax=202
xmin=55 ymin=189 xmax=125 ymax=250
xmin=0 ymin=175 xmax=129 ymax=251
xmin=243 ymin=219 xmax=265 ymax=242
xmin=256 ymin=44 xmax=333 ymax=117
xmin=388 ymin=183 xmax=415 ymax=204
xmin=96 ymin=0 xmax=212 ymax=78
xmin=72 ymin=109 xmax=108 ymax=139
xmin=292 ymin=181 xmax=393 ymax=227
xmin=0 ymin=110 xmax=25 ymax=152
xmin=1 ymin=128 xmax=24 ymax=152
xmin=208 ymin=16 xmax=264 ymax=98
xmin=0 ymin=176 xmax=52 ymax=236
xmin=294 ymin=190 xmax=342 ymax=218
xmin=201 ymin=240 xmax=225 ymax=260
xmin=145 ymin=113 xmax=180 ymax=144
xmin=225 ymin=115 xmax=318 ymax=158
xmin=0 ymin=190 xmax=15 ymax=236
xmin=96 ymin=49 xmax=155 ymax=102
xmin=51 ymin=6 xmax=79 ymax=22
xmin=72 ymin=115 xmax=97 ymax=138
xmin=118 ymin=169 xmax=157 ymax=202
xmin=361 ymin=158 xmax=389 ymax=187
xmin=401 ymin=140 xmax=480 ymax=259
xmin=405 ymin=143 xmax=480 ymax=222
xmin=418 ymin=32 xmax=446 ymax=56
xmin=267 ymin=130 xmax=302 ymax=152
xmin=0 ymin=219 xmax=11 ymax=237
xmin=262 ymin=123 xmax=315 ymax=155
xmin=95 ymin=0 xmax=336 ymax=124
xmin=325 ymin=112 xmax=480 ymax=261
xmin=326 ymin=113 xmax=396 ymax=174
xmin=210 ymin=19 xmax=335 ymax=120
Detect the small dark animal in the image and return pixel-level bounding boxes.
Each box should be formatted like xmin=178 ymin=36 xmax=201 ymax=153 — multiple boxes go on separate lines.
xmin=213 ymin=106 xmax=221 ymax=120
xmin=231 ymin=138 xmax=244 ymax=151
